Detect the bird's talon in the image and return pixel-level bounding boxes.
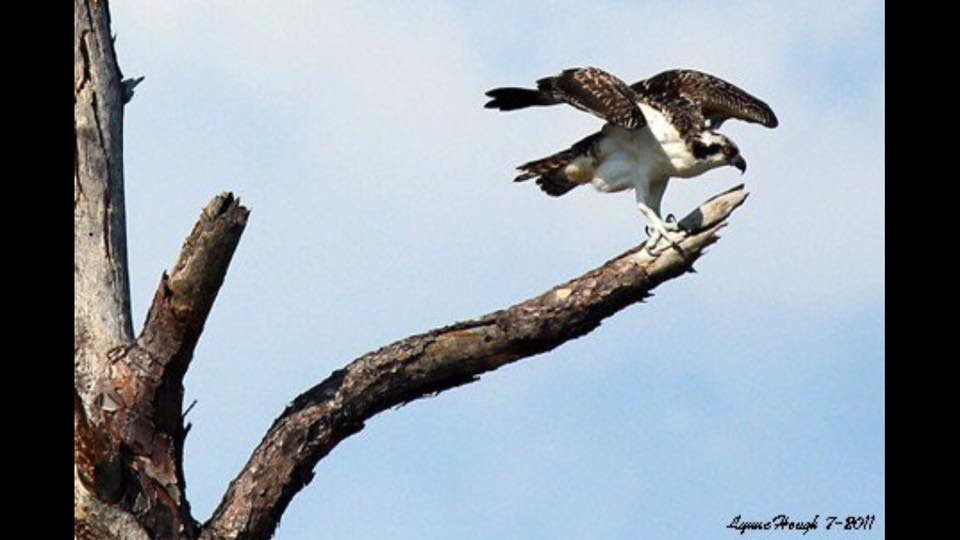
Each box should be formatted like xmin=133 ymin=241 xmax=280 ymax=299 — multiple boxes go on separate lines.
xmin=644 ymin=225 xmax=688 ymax=256
xmin=644 ymin=229 xmax=662 ymax=255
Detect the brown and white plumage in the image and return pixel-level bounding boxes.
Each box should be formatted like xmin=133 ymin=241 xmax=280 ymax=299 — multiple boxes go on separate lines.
xmin=513 ymin=132 xmax=606 ymax=196
xmin=485 ymin=67 xmax=646 ymax=130
xmin=485 ymin=66 xmax=778 ymax=252
xmin=630 ymin=69 xmax=778 ymax=131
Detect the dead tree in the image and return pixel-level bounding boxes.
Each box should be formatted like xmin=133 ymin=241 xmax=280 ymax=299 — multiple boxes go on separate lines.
xmin=74 ymin=1 xmax=749 ymax=538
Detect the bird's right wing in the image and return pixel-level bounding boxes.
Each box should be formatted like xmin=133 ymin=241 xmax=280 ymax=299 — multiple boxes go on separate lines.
xmin=632 ymin=70 xmax=778 ymax=128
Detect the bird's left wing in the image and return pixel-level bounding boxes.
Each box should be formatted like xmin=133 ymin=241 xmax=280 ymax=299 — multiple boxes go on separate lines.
xmin=632 ymin=69 xmax=778 ymax=128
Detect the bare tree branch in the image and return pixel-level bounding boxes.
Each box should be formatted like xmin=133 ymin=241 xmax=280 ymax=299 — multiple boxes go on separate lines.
xmin=200 ymin=185 xmax=748 ymax=540
xmin=84 ymin=195 xmax=250 ymax=539
xmin=73 ymin=2 xmax=247 ymax=537
xmin=75 ymin=0 xmax=135 ymax=401
xmin=74 ymin=1 xmax=150 ymax=537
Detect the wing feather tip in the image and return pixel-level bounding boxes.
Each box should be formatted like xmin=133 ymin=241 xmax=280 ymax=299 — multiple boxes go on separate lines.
xmin=756 ymin=101 xmax=779 ymax=128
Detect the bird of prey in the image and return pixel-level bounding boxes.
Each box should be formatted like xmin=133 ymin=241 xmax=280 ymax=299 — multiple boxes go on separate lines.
xmin=485 ymin=66 xmax=778 ymax=252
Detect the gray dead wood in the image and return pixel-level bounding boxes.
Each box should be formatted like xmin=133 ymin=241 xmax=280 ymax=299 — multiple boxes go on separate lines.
xmin=75 ymin=0 xmax=135 ymax=404
xmin=75 ymin=0 xmax=144 ymax=536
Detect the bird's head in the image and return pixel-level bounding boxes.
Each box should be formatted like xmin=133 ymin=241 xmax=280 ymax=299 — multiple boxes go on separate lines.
xmin=691 ymin=131 xmax=747 ymax=174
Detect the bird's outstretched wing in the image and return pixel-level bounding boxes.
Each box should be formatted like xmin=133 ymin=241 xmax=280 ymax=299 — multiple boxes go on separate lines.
xmin=486 ymin=67 xmax=647 ymax=130
xmin=632 ymin=69 xmax=778 ymax=129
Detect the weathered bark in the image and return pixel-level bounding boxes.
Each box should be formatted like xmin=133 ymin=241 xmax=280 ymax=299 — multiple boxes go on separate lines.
xmin=200 ymin=186 xmax=747 ymax=540
xmin=75 ymin=0 xmax=134 ymax=403
xmin=74 ymin=3 xmax=249 ymax=537
xmin=76 ymin=193 xmax=248 ymax=539
xmin=74 ymin=2 xmax=750 ymax=539
xmin=75 ymin=0 xmax=145 ymax=537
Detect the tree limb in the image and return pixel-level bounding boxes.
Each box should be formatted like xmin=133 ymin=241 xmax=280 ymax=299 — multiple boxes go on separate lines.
xmin=200 ymin=185 xmax=748 ymax=540
xmin=85 ymin=194 xmax=250 ymax=539
xmin=74 ymin=0 xmax=150 ymax=537
xmin=75 ymin=0 xmax=136 ymax=402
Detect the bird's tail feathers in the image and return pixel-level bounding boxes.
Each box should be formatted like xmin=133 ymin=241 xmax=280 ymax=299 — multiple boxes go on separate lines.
xmin=484 ymin=87 xmax=558 ymax=111
xmin=514 ymin=146 xmax=590 ymax=197
xmin=514 ymin=151 xmax=577 ymax=183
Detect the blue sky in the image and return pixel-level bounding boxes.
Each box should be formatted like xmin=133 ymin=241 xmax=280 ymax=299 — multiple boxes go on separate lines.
xmin=109 ymin=1 xmax=883 ymax=538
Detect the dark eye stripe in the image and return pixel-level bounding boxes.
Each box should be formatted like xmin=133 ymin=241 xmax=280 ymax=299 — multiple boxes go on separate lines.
xmin=692 ymin=141 xmax=708 ymax=158
xmin=692 ymin=142 xmax=724 ymax=159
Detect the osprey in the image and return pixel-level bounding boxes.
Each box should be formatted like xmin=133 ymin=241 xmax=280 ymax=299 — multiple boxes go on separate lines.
xmin=485 ymin=67 xmax=778 ymax=252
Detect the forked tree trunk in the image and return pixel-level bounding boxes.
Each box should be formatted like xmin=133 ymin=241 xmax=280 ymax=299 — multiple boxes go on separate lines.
xmin=73 ymin=2 xmax=749 ymax=538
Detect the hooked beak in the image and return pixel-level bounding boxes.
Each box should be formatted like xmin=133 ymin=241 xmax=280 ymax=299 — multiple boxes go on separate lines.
xmin=731 ymin=155 xmax=747 ymax=174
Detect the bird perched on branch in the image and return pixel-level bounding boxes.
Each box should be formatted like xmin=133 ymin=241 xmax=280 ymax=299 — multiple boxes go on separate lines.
xmin=485 ymin=66 xmax=778 ymax=253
